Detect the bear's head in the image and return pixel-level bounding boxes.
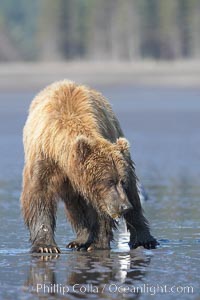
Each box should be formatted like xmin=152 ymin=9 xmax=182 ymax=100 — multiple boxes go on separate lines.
xmin=69 ymin=136 xmax=133 ymax=219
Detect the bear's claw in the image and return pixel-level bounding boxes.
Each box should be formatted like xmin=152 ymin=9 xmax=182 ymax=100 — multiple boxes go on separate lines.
xmin=31 ymin=244 xmax=61 ymax=254
xmin=67 ymin=241 xmax=81 ymax=249
xmin=77 ymin=244 xmax=95 ymax=251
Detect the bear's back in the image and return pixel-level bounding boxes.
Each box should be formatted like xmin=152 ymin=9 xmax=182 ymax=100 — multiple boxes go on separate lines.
xmin=24 ymin=80 xmax=124 ymax=163
xmin=29 ymin=80 xmax=123 ymax=140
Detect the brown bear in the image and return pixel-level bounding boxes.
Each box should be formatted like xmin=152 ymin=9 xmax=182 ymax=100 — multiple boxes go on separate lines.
xmin=21 ymin=80 xmax=158 ymax=253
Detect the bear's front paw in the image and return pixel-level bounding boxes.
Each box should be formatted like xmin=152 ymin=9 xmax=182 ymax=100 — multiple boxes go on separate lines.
xmin=129 ymin=237 xmax=159 ymax=250
xmin=31 ymin=244 xmax=61 ymax=254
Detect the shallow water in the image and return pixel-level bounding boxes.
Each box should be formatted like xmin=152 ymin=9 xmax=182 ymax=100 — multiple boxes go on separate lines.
xmin=0 ymin=86 xmax=199 ymax=299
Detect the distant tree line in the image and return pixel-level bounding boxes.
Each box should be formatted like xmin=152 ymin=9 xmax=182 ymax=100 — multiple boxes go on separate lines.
xmin=0 ymin=0 xmax=200 ymax=61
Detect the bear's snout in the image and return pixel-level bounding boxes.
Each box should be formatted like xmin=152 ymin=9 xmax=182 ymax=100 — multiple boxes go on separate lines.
xmin=108 ymin=204 xmax=132 ymax=220
xmin=107 ymin=197 xmax=132 ymax=220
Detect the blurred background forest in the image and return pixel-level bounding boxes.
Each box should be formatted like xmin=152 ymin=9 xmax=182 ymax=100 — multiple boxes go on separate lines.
xmin=0 ymin=0 xmax=200 ymax=62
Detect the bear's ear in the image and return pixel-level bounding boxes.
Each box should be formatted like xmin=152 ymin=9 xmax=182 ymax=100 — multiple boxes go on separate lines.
xmin=74 ymin=136 xmax=92 ymax=164
xmin=116 ymin=137 xmax=130 ymax=154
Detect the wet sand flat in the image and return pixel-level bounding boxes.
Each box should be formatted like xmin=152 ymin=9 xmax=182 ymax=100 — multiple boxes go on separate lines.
xmin=0 ymin=81 xmax=200 ymax=299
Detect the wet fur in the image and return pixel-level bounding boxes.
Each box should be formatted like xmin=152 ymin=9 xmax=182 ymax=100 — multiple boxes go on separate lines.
xmin=21 ymin=80 xmax=157 ymax=253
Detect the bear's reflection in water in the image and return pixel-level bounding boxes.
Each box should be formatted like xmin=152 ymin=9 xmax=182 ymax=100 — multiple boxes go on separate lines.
xmin=23 ymin=250 xmax=151 ymax=299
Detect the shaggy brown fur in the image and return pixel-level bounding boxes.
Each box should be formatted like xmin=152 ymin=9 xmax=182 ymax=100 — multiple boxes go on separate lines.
xmin=21 ymin=80 xmax=158 ymax=253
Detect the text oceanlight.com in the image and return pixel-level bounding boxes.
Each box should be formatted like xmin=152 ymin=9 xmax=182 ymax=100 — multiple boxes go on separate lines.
xmin=36 ymin=283 xmax=194 ymax=296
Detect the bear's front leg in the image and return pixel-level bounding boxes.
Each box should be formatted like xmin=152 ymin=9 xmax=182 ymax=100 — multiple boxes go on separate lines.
xmin=21 ymin=164 xmax=61 ymax=254
xmin=123 ymin=164 xmax=158 ymax=249
xmin=30 ymin=221 xmax=60 ymax=254
xmin=124 ymin=209 xmax=158 ymax=249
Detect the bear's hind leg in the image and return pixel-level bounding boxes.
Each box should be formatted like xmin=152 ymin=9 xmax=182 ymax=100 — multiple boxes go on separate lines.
xmin=63 ymin=194 xmax=96 ymax=249
xmin=21 ymin=163 xmax=61 ymax=254
xmin=82 ymin=216 xmax=114 ymax=251
xmin=67 ymin=216 xmax=113 ymax=251
xmin=63 ymin=194 xmax=113 ymax=251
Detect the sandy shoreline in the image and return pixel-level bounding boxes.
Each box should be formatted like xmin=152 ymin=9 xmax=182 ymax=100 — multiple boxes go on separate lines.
xmin=0 ymin=60 xmax=200 ymax=91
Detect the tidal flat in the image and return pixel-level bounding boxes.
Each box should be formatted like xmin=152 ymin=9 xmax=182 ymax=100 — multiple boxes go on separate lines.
xmin=0 ymin=85 xmax=199 ymax=300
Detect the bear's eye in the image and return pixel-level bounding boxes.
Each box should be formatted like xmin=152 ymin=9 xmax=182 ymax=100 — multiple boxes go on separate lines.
xmin=120 ymin=179 xmax=126 ymax=187
xmin=107 ymin=179 xmax=115 ymax=187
